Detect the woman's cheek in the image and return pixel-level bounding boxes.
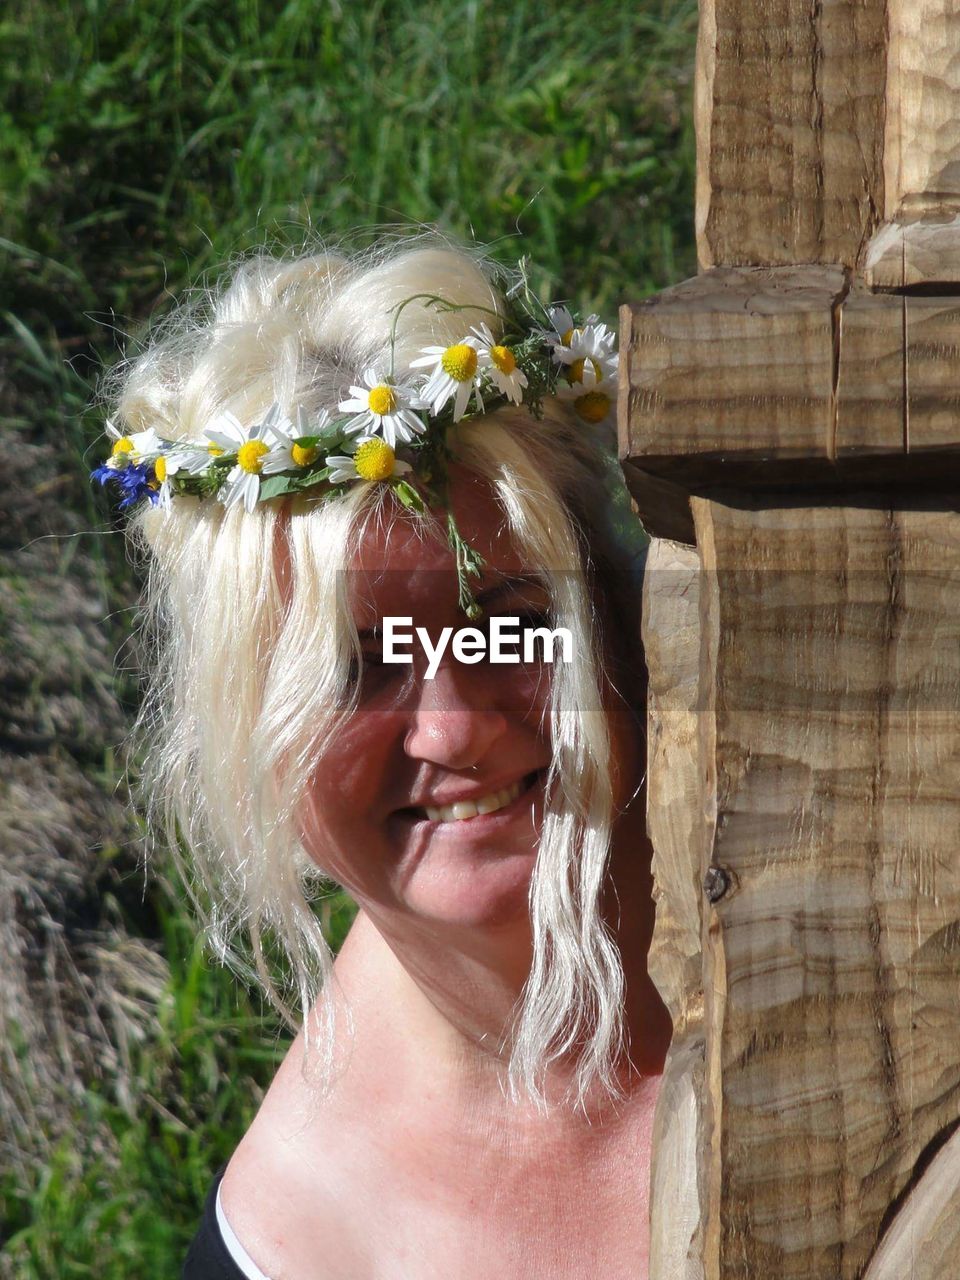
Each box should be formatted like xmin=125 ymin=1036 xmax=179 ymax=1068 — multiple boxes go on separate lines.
xmin=298 ymin=711 xmax=404 ymax=862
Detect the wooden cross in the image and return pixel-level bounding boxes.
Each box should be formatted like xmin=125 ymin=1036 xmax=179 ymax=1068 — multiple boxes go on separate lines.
xmin=623 ymin=2 xmax=960 ymax=1276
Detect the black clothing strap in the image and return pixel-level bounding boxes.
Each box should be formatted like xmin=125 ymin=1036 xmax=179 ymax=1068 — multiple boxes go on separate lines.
xmin=181 ymin=1166 xmax=251 ymax=1280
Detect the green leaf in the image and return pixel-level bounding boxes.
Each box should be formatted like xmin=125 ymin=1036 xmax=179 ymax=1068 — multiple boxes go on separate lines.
xmin=257 ymin=474 xmax=295 ymax=501
xmin=392 ymin=479 xmax=424 ymax=512
xmin=257 ymin=467 xmax=331 ymax=501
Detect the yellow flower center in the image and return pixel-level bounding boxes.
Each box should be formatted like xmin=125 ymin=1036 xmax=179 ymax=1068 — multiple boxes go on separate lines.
xmin=368 ymin=385 xmax=398 ymax=417
xmin=441 ymin=344 xmax=478 ymax=382
xmin=574 ymin=391 xmax=611 ymax=424
xmin=154 ymin=456 xmax=167 ymax=483
xmin=291 ymin=442 xmax=319 ymax=467
xmin=237 ymin=440 xmax=269 ymax=474
xmin=490 ymin=345 xmax=516 ymax=375
xmin=353 ymin=438 xmax=396 ymax=482
xmin=207 ymin=443 xmax=224 ymax=457
xmin=110 ymin=437 xmax=135 ymax=462
xmin=566 ymin=356 xmax=604 ymax=386
xmin=561 ymin=326 xmax=576 ymax=345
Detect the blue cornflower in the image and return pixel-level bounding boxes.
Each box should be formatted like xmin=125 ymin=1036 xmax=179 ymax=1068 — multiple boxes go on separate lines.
xmin=91 ymin=463 xmax=118 ymax=488
xmin=115 ymin=463 xmax=160 ymax=508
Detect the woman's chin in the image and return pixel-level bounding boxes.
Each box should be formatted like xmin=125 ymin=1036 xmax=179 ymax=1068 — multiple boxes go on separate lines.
xmin=385 ymin=779 xmax=544 ymax=928
xmin=396 ymin=843 xmax=538 ymax=930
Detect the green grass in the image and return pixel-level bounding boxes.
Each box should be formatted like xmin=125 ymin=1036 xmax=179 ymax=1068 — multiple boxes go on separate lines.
xmin=1 ymin=0 xmax=697 ymax=1271
xmin=3 ymin=0 xmax=696 ymax=336
xmin=0 ymin=876 xmax=357 ymax=1278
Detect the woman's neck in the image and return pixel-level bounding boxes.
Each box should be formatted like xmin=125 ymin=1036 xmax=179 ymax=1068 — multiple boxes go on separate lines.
xmin=336 ymin=908 xmax=530 ymax=1081
xmin=333 ymin=806 xmax=671 ymax=1106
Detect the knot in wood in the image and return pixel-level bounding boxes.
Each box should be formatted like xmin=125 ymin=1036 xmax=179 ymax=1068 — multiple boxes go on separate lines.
xmin=703 ymin=865 xmax=729 ymax=904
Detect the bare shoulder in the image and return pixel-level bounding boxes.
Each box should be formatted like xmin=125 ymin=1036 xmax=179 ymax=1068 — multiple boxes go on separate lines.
xmin=220 ymin=921 xmax=381 ymax=1259
xmin=219 ymin=1036 xmax=364 ymax=1278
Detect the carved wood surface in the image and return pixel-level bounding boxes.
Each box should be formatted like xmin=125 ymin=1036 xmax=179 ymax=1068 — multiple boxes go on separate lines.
xmin=620 ymin=269 xmax=960 ymax=539
xmin=834 ymin=289 xmax=904 ymax=456
xmin=696 ymin=0 xmax=886 ymax=269
xmin=644 ymin=538 xmax=706 ymax=1280
xmin=903 ymin=298 xmax=960 ymax=451
xmin=864 ymin=216 xmax=960 ymax=289
xmin=635 ymin=3 xmax=960 ymax=1272
xmin=884 ymin=0 xmax=960 ymax=221
xmin=862 ymin=1124 xmax=960 ymax=1278
xmin=836 ymin=292 xmax=960 ymax=455
xmin=688 ymin=494 xmax=960 ymax=1278
xmin=619 ymin=266 xmax=846 ymax=478
xmin=642 ymin=538 xmax=705 ymax=1036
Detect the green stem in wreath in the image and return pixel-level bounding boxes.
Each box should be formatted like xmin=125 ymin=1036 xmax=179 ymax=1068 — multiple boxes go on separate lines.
xmin=446 ymin=510 xmax=485 ymax=620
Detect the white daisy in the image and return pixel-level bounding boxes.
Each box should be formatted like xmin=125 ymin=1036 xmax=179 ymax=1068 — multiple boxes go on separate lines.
xmin=555 ymin=316 xmax=616 ymax=366
xmin=205 ymin=409 xmax=275 ymax=514
xmin=533 ymin=305 xmax=600 ymax=351
xmin=409 ymin=335 xmax=485 ymax=421
xmin=151 ymin=453 xmax=180 ymax=510
xmin=469 ymin=324 xmax=528 ymax=405
xmin=162 ymin=441 xmax=223 ymax=476
xmin=325 ymin=436 xmax=413 ymax=486
xmin=338 ymin=371 xmax=426 ymax=448
xmin=261 ymin=407 xmax=331 ymax=474
xmin=553 ymin=319 xmax=617 ymax=377
xmin=104 ymin=420 xmax=165 ymax=469
xmin=557 ymin=359 xmax=618 ymax=426
xmin=204 ymin=409 xmax=248 ymax=453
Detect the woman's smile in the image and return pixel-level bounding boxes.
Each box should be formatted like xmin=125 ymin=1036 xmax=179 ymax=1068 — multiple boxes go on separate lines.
xmin=398 ymin=767 xmax=546 ymax=825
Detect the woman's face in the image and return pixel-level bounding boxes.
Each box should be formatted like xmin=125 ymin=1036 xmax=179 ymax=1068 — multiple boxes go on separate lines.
xmin=299 ymin=474 xmax=569 ymax=934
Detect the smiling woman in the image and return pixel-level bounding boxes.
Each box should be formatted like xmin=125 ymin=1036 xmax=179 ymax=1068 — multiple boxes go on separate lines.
xmin=100 ymin=236 xmax=671 ymax=1279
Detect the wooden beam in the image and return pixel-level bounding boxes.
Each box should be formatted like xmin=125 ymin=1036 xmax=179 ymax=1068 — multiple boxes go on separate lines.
xmin=620 ymin=274 xmax=960 ymax=540
xmin=692 ymin=495 xmax=960 ymax=1278
xmin=644 ymin=539 xmax=708 ymax=1278
xmin=883 ymin=0 xmax=960 ymax=222
xmin=834 ymin=289 xmax=904 ymax=456
xmin=630 ymin=3 xmax=960 ymax=1273
xmin=905 ymin=298 xmax=960 ymax=451
xmin=619 ymin=266 xmax=845 ymax=471
xmin=696 ymin=0 xmax=886 ymax=269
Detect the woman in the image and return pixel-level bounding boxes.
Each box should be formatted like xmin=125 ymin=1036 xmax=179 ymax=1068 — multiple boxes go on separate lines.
xmin=95 ymin=238 xmax=672 ymax=1278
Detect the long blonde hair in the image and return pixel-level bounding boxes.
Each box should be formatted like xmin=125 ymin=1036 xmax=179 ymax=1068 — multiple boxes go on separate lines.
xmin=114 ymin=237 xmax=642 ymax=1107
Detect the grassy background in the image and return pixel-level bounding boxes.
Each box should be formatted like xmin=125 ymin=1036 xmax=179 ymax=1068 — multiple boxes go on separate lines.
xmin=0 ymin=0 xmax=697 ymax=1273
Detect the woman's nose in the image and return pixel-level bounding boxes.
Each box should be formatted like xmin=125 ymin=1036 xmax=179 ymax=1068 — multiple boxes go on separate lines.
xmin=403 ymin=661 xmax=509 ymax=769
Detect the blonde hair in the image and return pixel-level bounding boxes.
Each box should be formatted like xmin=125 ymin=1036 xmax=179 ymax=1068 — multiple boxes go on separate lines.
xmin=115 ymin=237 xmax=642 ymax=1108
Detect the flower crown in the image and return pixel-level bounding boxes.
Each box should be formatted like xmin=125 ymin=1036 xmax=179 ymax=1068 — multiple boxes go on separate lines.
xmin=92 ymin=275 xmax=618 ymax=617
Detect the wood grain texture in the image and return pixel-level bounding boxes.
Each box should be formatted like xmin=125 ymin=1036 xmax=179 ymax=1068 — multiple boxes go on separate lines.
xmin=863 ymin=216 xmax=960 ymax=289
xmin=885 ymin=0 xmax=960 ymax=220
xmin=643 ymin=538 xmax=707 ymax=1280
xmin=620 ymin=266 xmax=846 ymax=472
xmin=862 ymin=1124 xmax=960 ymax=1277
xmin=622 ymin=269 xmax=960 ymax=478
xmin=643 ymin=538 xmax=705 ymax=1036
xmin=904 ymin=297 xmax=960 ymax=452
xmin=835 ymin=292 xmax=960 ymax=455
xmin=834 ymin=289 xmax=904 ymax=456
xmin=690 ymin=495 xmax=960 ymax=1279
xmin=639 ymin=8 xmax=960 ymax=1272
xmin=650 ymin=1034 xmax=708 ymax=1280
xmin=696 ymin=0 xmax=886 ymax=269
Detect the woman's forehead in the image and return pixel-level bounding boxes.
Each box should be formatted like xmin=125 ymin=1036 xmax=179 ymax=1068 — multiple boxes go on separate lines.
xmin=347 ymin=477 xmax=535 ymax=624
xmin=350 ymin=475 xmax=524 ymax=576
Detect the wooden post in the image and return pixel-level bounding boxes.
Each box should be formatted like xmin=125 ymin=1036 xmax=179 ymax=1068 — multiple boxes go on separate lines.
xmin=627 ymin=3 xmax=960 ymax=1277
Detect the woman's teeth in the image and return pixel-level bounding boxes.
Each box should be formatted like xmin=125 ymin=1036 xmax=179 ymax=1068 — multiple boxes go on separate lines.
xmin=423 ymin=777 xmax=526 ymax=823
